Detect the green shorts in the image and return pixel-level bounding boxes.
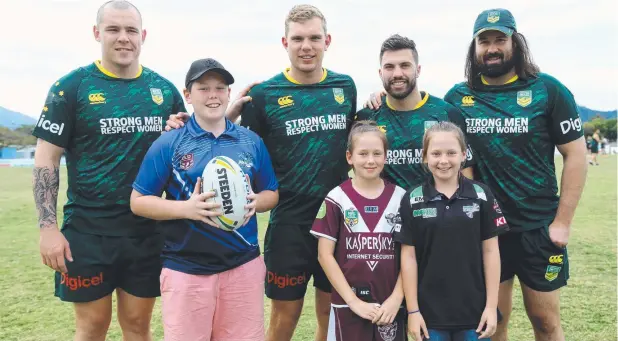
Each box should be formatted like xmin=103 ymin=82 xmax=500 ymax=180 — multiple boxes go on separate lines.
xmin=499 ymin=225 xmax=569 ymax=292
xmin=54 ymin=227 xmax=163 ymax=303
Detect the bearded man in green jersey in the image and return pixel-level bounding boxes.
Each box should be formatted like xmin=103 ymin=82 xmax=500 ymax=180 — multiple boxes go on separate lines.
xmin=356 ymin=34 xmax=474 ymax=188
xmin=443 ymin=9 xmax=587 ymax=341
xmin=32 ymin=1 xmax=187 ymax=340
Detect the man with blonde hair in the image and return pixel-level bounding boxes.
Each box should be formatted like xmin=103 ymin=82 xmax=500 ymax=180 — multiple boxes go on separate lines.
xmin=233 ymin=4 xmax=357 ymax=341
xmin=166 ymin=5 xmax=357 ymax=340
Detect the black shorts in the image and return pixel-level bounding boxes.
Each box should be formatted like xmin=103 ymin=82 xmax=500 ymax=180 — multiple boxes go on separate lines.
xmin=54 ymin=227 xmax=163 ymax=303
xmin=328 ymin=306 xmax=407 ymax=341
xmin=264 ymin=224 xmax=331 ymax=300
xmin=499 ymin=225 xmax=569 ymax=292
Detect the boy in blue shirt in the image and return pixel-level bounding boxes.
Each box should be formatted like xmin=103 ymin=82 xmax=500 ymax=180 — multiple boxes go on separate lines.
xmin=131 ymin=58 xmax=279 ymax=341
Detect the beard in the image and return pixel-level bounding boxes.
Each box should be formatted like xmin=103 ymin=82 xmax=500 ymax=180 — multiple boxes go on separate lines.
xmin=475 ymin=52 xmax=517 ymax=78
xmin=383 ymin=76 xmax=417 ymax=100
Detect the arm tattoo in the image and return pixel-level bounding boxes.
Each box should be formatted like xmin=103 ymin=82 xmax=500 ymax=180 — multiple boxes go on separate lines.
xmin=33 ymin=166 xmax=60 ymax=229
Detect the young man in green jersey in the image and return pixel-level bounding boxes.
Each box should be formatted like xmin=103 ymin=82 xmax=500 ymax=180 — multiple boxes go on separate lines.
xmin=442 ymin=9 xmax=587 ymax=341
xmin=32 ymin=1 xmax=186 ymax=340
xmin=356 ymin=34 xmax=474 ymax=188
xmin=239 ymin=6 xmax=356 ymax=341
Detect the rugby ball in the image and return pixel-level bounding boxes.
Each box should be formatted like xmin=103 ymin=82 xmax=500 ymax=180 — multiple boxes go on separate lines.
xmin=201 ymin=156 xmax=251 ymax=231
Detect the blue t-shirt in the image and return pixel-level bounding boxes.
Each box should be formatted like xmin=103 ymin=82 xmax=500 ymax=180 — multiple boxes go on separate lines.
xmin=133 ymin=115 xmax=278 ymax=275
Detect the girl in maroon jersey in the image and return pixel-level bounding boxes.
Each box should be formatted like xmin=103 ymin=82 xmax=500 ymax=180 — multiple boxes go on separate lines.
xmin=311 ymin=120 xmax=408 ymax=341
xmin=396 ymin=122 xmax=506 ymax=341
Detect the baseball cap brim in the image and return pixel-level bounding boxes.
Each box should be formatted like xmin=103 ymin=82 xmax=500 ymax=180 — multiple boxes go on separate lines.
xmin=474 ymin=26 xmax=514 ymax=38
xmin=187 ymin=68 xmax=235 ymax=86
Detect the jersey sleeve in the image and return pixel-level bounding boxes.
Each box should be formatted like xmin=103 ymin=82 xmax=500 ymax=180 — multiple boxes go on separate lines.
xmin=239 ymin=87 xmax=267 ymax=137
xmin=310 ymin=197 xmax=342 ymax=242
xmin=540 ymin=74 xmax=584 ymax=145
xmin=480 ymin=185 xmax=509 ymax=240
xmin=171 ymin=85 xmax=187 ymax=114
xmin=253 ymin=137 xmax=279 ymax=193
xmin=393 ymin=193 xmax=416 ymax=246
xmin=446 ymin=104 xmax=476 ymax=168
xmin=132 ymin=135 xmax=174 ymax=197
xmin=354 ymin=107 xmax=375 ymax=122
xmin=443 ymin=85 xmax=460 ymax=106
xmin=32 ymin=73 xmax=81 ymax=148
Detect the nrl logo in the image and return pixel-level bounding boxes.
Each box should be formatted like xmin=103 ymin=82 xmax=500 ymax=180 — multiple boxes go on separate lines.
xmin=333 ymin=88 xmax=345 ymax=104
xmin=344 ymin=208 xmax=359 ymax=227
xmin=150 ymin=88 xmax=164 ymax=105
xmin=487 ymin=11 xmax=500 ymax=23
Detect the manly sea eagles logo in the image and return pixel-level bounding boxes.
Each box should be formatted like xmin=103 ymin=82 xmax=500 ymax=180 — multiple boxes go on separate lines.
xmin=378 ymin=321 xmax=398 ymax=341
xmin=180 ymin=154 xmax=194 ymax=170
xmin=385 ymin=213 xmax=402 ymax=232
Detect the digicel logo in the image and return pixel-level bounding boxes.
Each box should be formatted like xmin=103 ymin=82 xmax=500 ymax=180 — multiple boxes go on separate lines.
xmin=60 ymin=272 xmax=104 ymax=291
xmin=267 ymin=271 xmax=306 ymax=289
xmin=37 ymin=114 xmax=65 ymax=136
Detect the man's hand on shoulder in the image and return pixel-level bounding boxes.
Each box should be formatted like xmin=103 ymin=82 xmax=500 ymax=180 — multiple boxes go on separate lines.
xmin=164 ymin=112 xmax=191 ymax=133
xmin=226 ymin=81 xmax=262 ymax=123
xmin=364 ymin=90 xmax=387 ymax=110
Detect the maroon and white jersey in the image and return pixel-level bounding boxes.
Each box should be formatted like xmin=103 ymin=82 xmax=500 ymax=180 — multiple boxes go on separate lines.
xmin=311 ymin=179 xmax=405 ymax=306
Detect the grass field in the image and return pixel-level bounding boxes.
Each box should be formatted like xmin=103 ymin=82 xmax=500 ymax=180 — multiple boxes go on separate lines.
xmin=0 ymin=156 xmax=616 ymax=341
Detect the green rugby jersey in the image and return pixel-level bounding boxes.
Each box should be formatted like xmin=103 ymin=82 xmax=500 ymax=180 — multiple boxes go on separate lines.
xmin=355 ymin=92 xmax=473 ymax=189
xmin=240 ymin=68 xmax=356 ymax=227
xmin=444 ymin=73 xmax=583 ymax=232
xmin=33 ymin=61 xmax=186 ymax=236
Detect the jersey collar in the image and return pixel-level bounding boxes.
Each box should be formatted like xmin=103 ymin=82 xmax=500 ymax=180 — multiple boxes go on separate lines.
xmin=186 ymin=115 xmax=240 ymax=140
xmin=480 ymin=74 xmax=518 ymax=85
xmin=283 ymin=67 xmax=328 ymax=84
xmin=95 ymin=60 xmax=143 ymax=79
xmin=385 ymin=91 xmax=429 ymax=111
xmin=423 ymin=174 xmax=477 ymax=201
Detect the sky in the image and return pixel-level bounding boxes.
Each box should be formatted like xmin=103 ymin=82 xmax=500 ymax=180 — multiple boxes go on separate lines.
xmin=1 ymin=0 xmax=617 ymax=119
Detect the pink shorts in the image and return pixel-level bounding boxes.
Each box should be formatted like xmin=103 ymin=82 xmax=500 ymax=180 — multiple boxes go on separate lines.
xmin=160 ymin=256 xmax=266 ymax=341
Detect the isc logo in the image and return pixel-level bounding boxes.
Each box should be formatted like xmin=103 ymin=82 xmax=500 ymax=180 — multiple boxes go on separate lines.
xmin=89 ymin=93 xmax=106 ymax=105
xmin=278 ymin=95 xmax=294 ymax=108
xmin=559 ymin=118 xmax=582 ymax=135
xmin=461 ymin=96 xmax=475 ymax=106
xmin=549 ymin=255 xmax=563 ymax=264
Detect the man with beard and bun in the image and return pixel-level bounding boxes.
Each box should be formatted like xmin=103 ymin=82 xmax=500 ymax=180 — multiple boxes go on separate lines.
xmin=357 ymin=34 xmax=474 ymax=188
xmin=443 ymin=9 xmax=587 ymax=341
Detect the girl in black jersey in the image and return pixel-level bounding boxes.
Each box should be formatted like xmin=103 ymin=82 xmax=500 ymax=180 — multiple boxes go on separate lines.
xmin=395 ymin=122 xmax=508 ymax=341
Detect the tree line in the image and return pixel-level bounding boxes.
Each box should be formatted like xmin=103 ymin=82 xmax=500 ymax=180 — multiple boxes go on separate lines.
xmin=584 ymin=117 xmax=617 ymax=141
xmin=0 ymin=125 xmax=36 ymax=148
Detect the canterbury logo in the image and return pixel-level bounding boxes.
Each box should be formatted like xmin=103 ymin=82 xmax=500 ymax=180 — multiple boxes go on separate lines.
xmin=549 ymin=255 xmax=563 ymax=264
xmin=88 ymin=93 xmax=106 ymax=104
xmin=461 ymin=96 xmax=474 ymax=106
xmin=278 ymin=95 xmax=294 ymax=108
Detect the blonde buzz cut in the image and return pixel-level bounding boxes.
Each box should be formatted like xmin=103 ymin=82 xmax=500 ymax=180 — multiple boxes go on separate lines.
xmin=285 ymin=4 xmax=327 ymax=36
